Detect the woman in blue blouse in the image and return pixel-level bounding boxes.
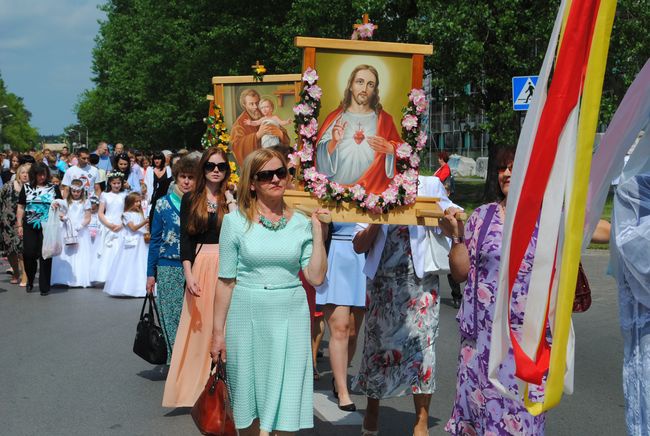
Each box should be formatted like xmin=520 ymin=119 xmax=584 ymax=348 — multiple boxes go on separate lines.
xmin=146 ymin=155 xmax=197 ymax=362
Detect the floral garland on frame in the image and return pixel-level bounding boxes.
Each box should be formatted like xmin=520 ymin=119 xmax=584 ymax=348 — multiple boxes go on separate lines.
xmin=201 ymin=103 xmax=240 ymax=185
xmin=290 ymin=67 xmax=428 ymax=214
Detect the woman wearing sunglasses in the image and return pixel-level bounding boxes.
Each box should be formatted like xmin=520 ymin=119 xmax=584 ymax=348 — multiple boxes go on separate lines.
xmin=162 ymin=147 xmax=236 ymax=408
xmin=210 ymin=148 xmax=329 ymax=435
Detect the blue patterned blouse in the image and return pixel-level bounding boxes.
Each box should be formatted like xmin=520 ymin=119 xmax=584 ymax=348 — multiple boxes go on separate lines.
xmin=147 ymin=193 xmax=181 ymax=277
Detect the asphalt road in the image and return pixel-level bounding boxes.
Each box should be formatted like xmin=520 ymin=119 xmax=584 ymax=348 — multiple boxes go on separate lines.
xmin=0 ymin=250 xmax=625 ymax=435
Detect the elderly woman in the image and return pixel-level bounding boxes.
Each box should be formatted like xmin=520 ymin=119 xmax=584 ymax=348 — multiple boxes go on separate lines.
xmin=440 ymin=148 xmax=546 ymax=435
xmin=0 ymin=164 xmax=30 ymax=285
xmin=210 ymin=148 xmax=328 ymax=435
xmin=146 ymin=155 xmax=197 ymax=363
xmin=353 ymin=218 xmax=443 ymax=435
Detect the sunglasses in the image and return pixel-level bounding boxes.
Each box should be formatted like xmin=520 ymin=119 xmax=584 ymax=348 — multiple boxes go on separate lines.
xmin=255 ymin=167 xmax=288 ymax=183
xmin=204 ymin=161 xmax=229 ymax=173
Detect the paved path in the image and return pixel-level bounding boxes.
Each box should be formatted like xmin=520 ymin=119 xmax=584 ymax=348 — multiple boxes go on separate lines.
xmin=0 ymin=250 xmax=625 ymax=435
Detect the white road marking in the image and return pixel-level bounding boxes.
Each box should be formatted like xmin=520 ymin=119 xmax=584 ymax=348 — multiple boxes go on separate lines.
xmin=313 ymin=391 xmax=363 ymax=426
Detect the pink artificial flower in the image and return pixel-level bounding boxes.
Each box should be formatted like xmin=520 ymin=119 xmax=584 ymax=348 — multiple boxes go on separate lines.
xmin=402 ymin=114 xmax=418 ymax=131
xmin=396 ymin=143 xmax=413 ymax=159
xmin=416 ymin=131 xmax=427 ymax=150
xmin=293 ymin=103 xmax=314 ymax=117
xmin=288 ymin=152 xmax=300 ymax=166
xmin=365 ymin=193 xmax=380 ymax=210
xmin=409 ymin=153 xmax=421 ymax=168
xmin=350 ymin=184 xmax=366 ymax=201
xmin=330 ymin=182 xmax=344 ymax=195
xmin=382 ymin=185 xmax=398 ymax=203
xmin=306 ymin=85 xmax=322 ymax=100
xmin=409 ymin=88 xmax=426 ymax=103
xmin=302 ymin=68 xmax=319 ymax=85
xmin=299 ymin=146 xmax=313 ymax=161
xmin=303 ymin=167 xmax=317 ymax=181
xmin=299 ymin=118 xmax=318 ymax=139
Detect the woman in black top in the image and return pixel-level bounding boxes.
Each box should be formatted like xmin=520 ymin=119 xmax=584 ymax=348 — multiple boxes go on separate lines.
xmin=162 ymin=146 xmax=236 ymax=407
xmin=1 ymin=152 xmax=20 ymax=184
xmin=16 ymin=163 xmax=62 ymax=295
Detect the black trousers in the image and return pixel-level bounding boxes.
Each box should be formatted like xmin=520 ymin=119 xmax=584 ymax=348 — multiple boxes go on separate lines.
xmin=23 ymin=224 xmax=52 ymax=293
xmin=447 ymin=274 xmax=462 ymax=301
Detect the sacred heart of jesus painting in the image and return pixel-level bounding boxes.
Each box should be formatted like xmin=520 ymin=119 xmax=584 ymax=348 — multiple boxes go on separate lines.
xmin=293 ymin=37 xmax=433 ymax=213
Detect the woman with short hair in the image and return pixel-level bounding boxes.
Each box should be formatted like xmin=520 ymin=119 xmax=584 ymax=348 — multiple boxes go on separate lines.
xmin=210 ymin=148 xmax=329 ymax=435
xmin=146 ymin=154 xmax=198 ymax=363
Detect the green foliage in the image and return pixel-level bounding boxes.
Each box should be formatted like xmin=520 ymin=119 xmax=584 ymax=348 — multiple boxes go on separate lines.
xmin=0 ymin=73 xmax=39 ymax=151
xmin=78 ymin=0 xmax=650 ymax=161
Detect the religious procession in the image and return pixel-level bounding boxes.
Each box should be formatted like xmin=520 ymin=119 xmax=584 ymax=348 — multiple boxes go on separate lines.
xmin=1 ymin=1 xmax=649 ymax=435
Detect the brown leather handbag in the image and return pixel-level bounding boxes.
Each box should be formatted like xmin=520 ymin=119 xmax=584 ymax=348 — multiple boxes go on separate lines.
xmin=573 ymin=262 xmax=592 ymax=313
xmin=191 ymin=359 xmax=237 ymax=436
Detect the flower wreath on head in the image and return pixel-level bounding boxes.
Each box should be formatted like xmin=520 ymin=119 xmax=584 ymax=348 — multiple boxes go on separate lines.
xmin=201 ymin=103 xmax=240 ymax=186
xmin=289 ymin=67 xmax=428 ymax=214
xmin=106 ymin=170 xmax=125 ymax=180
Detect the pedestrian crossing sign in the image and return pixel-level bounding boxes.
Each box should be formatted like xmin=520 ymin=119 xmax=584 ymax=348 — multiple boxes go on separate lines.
xmin=512 ymin=76 xmax=539 ymax=111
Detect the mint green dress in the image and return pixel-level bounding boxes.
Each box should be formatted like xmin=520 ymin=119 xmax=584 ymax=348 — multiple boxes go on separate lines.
xmin=219 ymin=210 xmax=314 ymax=432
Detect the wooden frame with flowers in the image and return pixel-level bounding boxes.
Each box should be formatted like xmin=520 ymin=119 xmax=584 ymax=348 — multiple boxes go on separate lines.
xmin=285 ymin=37 xmax=447 ymax=225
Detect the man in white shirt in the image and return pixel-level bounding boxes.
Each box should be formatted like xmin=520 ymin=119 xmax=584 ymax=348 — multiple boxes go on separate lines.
xmin=61 ymin=147 xmax=102 ymax=198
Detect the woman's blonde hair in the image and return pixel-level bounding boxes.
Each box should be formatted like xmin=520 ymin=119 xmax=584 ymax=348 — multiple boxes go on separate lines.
xmin=238 ymin=148 xmax=288 ymax=225
xmin=16 ymin=164 xmax=31 ymax=183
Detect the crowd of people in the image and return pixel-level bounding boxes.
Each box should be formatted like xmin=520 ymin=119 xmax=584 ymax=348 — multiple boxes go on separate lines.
xmin=2 ymin=141 xmax=647 ymax=436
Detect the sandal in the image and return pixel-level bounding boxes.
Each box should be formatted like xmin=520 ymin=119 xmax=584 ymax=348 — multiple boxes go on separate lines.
xmin=361 ymin=426 xmax=378 ymax=435
xmin=10 ymin=278 xmax=19 ymax=284
xmin=19 ymin=282 xmax=27 ymax=287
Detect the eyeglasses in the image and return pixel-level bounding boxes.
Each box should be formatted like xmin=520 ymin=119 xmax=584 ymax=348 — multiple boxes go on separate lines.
xmin=288 ymin=167 xmax=296 ymax=177
xmin=497 ymin=164 xmax=513 ymax=173
xmin=255 ymin=167 xmax=288 ymax=182
xmin=204 ymin=161 xmax=229 ymax=173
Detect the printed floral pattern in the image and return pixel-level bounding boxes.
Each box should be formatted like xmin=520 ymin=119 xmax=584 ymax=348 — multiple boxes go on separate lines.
xmin=0 ymin=183 xmax=22 ymax=255
xmin=354 ymin=226 xmax=440 ymax=399
xmin=445 ymin=203 xmax=546 ymax=435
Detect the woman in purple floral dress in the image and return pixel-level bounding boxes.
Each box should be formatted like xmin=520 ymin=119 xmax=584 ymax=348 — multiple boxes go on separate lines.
xmin=353 ymin=224 xmax=440 ymax=436
xmin=440 ymin=149 xmax=546 ymax=435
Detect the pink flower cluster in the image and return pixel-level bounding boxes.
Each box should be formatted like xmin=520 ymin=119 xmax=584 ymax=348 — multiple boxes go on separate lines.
xmin=402 ymin=114 xmax=418 ymax=131
xmin=396 ymin=143 xmax=413 ymax=159
xmin=293 ymin=103 xmax=314 ymax=117
xmin=416 ymin=131 xmax=427 ymax=151
xmin=306 ymin=85 xmax=322 ymax=100
xmin=302 ymin=68 xmax=318 ymax=85
xmin=409 ymin=88 xmax=427 ymax=114
xmin=351 ymin=23 xmax=375 ymax=40
xmin=299 ymin=118 xmax=318 ymax=138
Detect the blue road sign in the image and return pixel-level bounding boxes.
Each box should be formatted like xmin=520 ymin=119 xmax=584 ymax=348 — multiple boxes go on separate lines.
xmin=512 ymin=76 xmax=539 ymax=111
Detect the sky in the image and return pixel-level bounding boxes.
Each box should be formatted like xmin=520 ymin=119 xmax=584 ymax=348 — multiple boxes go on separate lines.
xmin=0 ymin=0 xmax=105 ymax=135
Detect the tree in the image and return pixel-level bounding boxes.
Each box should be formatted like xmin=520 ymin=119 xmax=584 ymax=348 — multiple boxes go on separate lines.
xmin=0 ymin=72 xmax=39 ymax=151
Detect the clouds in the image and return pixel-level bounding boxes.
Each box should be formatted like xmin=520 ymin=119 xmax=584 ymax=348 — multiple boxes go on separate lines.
xmin=0 ymin=0 xmax=105 ymax=135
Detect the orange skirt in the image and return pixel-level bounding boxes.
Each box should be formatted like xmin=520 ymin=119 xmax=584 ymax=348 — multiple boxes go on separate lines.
xmin=163 ymin=244 xmax=219 ymax=408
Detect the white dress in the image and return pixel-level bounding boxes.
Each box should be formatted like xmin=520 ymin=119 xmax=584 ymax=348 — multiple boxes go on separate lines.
xmin=51 ymin=199 xmax=92 ymax=287
xmin=103 ymin=211 xmax=148 ymax=297
xmin=87 ymin=212 xmax=101 ymax=262
xmin=93 ymin=191 xmax=126 ymax=283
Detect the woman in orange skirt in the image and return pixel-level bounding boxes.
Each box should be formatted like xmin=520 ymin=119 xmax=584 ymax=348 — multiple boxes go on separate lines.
xmin=162 ymin=147 xmax=236 ymax=407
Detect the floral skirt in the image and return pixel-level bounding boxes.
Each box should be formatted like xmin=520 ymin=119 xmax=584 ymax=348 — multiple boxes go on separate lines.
xmin=156 ymin=263 xmax=185 ymax=364
xmin=353 ymin=271 xmax=440 ymax=399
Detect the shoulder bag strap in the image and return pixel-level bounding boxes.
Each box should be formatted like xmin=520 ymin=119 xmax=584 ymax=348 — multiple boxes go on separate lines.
xmin=470 ymin=203 xmax=498 ymax=339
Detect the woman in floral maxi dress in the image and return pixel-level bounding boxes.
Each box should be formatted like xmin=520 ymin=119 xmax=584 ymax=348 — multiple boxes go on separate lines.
xmin=440 ymin=149 xmax=546 ymax=435
xmin=353 ymin=224 xmax=440 ymax=436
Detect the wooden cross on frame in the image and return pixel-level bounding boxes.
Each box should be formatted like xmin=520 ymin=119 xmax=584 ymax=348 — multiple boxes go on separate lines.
xmin=353 ymin=13 xmax=378 ymax=31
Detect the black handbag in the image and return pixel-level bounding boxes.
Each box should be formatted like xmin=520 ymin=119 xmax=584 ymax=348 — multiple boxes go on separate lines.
xmin=133 ymin=294 xmax=168 ymax=365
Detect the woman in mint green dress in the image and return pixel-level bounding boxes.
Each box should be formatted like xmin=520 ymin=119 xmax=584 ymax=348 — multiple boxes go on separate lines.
xmin=211 ymin=148 xmax=329 ymax=435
